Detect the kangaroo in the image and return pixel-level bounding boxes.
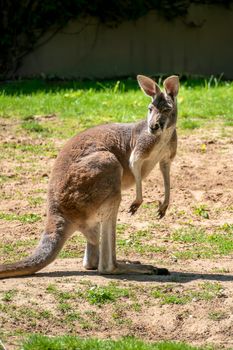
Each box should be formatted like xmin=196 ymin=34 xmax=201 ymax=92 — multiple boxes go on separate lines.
xmin=0 ymin=75 xmax=179 ymax=278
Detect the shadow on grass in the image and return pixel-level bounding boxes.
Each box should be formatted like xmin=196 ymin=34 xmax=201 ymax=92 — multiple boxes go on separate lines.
xmin=29 ymin=269 xmax=233 ymax=283
xmin=0 ymin=78 xmax=139 ymax=95
xmin=0 ymin=76 xmax=223 ymax=96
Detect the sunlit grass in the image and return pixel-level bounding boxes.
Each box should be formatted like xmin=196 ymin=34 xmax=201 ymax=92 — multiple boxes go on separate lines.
xmin=0 ymin=78 xmax=232 ymax=139
xmin=152 ymin=282 xmax=223 ymax=305
xmin=172 ymin=224 xmax=233 ymax=259
xmin=0 ymin=212 xmax=41 ymax=223
xmin=21 ymin=335 xmax=214 ymax=350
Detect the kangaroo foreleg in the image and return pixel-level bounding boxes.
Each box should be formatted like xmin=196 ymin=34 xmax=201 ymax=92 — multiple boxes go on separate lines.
xmin=158 ymin=160 xmax=171 ymax=218
xmin=129 ymin=157 xmax=143 ymax=215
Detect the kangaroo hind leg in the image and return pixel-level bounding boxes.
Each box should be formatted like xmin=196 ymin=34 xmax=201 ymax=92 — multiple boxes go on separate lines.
xmin=98 ymin=196 xmax=169 ymax=275
xmin=98 ymin=195 xmax=120 ymax=274
xmin=83 ymin=224 xmax=100 ymax=270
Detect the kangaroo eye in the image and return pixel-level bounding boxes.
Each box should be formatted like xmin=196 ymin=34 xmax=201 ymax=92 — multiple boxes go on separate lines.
xmin=160 ymin=103 xmax=172 ymax=113
xmin=161 ymin=107 xmax=171 ymax=113
xmin=148 ymin=106 xmax=153 ymax=113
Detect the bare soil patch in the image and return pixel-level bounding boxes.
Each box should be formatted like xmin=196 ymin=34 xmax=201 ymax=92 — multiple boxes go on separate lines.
xmin=0 ymin=120 xmax=233 ymax=349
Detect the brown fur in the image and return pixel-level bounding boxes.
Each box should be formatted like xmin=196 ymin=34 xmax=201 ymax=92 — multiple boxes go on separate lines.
xmin=0 ymin=75 xmax=179 ymax=278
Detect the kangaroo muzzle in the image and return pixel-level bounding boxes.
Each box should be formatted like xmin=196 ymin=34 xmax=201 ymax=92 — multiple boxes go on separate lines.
xmin=149 ymin=120 xmax=166 ymax=134
xmin=149 ymin=123 xmax=160 ymax=133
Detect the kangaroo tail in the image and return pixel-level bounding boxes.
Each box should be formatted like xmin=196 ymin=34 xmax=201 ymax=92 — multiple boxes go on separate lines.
xmin=0 ymin=216 xmax=72 ymax=279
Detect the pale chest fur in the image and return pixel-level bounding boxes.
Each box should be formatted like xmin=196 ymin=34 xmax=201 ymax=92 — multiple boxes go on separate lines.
xmin=140 ymin=126 xmax=175 ymax=179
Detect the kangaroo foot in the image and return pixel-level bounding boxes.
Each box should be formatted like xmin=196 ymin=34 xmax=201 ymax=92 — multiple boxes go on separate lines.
xmin=99 ymin=262 xmax=169 ymax=275
xmin=119 ymin=259 xmax=141 ymax=264
xmin=157 ymin=201 xmax=168 ymax=219
xmin=83 ymin=264 xmax=98 ymax=270
xmin=128 ymin=200 xmax=143 ymax=215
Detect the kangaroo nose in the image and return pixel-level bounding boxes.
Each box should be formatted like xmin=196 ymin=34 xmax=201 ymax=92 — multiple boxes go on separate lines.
xmin=149 ymin=123 xmax=160 ymax=133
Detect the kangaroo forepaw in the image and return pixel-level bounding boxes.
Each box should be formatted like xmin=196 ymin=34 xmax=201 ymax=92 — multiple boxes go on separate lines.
xmin=128 ymin=200 xmax=142 ymax=215
xmin=157 ymin=201 xmax=168 ymax=219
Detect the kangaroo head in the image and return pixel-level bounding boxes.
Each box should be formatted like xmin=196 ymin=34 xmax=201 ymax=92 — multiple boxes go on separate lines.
xmin=137 ymin=75 xmax=179 ymax=135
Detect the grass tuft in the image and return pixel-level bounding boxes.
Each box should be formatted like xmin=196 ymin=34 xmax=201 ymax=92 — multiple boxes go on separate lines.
xmin=21 ymin=120 xmax=49 ymax=135
xmin=152 ymin=282 xmax=222 ymax=305
xmin=179 ymin=119 xmax=201 ymax=130
xmin=194 ymin=205 xmax=209 ymax=219
xmin=172 ymin=225 xmax=233 ymax=259
xmin=0 ymin=212 xmax=41 ymax=223
xmin=86 ymin=284 xmax=129 ymax=306
xmin=2 ymin=289 xmax=18 ymax=302
xmin=21 ymin=335 xmax=212 ymax=350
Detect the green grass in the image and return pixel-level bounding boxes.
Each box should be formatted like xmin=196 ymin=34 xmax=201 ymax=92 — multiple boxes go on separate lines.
xmin=58 ymin=234 xmax=85 ymax=258
xmin=116 ymin=223 xmax=130 ymax=235
xmin=152 ymin=282 xmax=223 ymax=305
xmin=0 ymin=140 xmax=56 ymax=156
xmin=46 ymin=282 xmax=130 ymax=307
xmin=0 ymin=174 xmax=16 ymax=183
xmin=179 ymin=119 xmax=202 ymax=130
xmin=0 ymin=78 xmax=233 ymax=138
xmin=86 ymin=284 xmax=130 ymax=306
xmin=21 ymin=335 xmax=214 ymax=350
xmin=0 ymin=301 xmax=53 ymax=330
xmin=193 ymin=205 xmax=209 ymax=219
xmin=0 ymin=238 xmax=38 ymax=263
xmin=0 ymin=77 xmax=232 ymax=350
xmin=208 ymin=311 xmax=227 ymax=321
xmin=0 ymin=140 xmax=57 ymax=169
xmin=0 ymin=233 xmax=86 ymax=263
xmin=0 ymin=212 xmax=41 ymax=223
xmin=44 ymin=282 xmax=132 ymax=329
xmin=172 ymin=224 xmax=233 ymax=259
xmin=2 ymin=289 xmax=18 ymax=302
xmin=27 ymin=196 xmax=44 ymax=207
xmin=44 ymin=284 xmax=92 ymax=328
xmin=21 ymin=120 xmax=49 ymax=134
xmin=0 ymin=281 xmax=227 ymax=349
xmin=117 ymin=229 xmax=166 ymax=255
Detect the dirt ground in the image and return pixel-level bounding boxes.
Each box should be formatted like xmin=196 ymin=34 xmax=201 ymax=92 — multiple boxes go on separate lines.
xmin=0 ymin=119 xmax=233 ymax=349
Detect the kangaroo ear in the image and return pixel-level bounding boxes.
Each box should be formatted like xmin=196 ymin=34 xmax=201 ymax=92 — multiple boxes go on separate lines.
xmin=163 ymin=75 xmax=179 ymax=97
xmin=137 ymin=75 xmax=161 ymax=98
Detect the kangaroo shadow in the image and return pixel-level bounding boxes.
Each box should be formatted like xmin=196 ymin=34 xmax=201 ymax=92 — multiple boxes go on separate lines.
xmin=34 ymin=269 xmax=233 ymax=283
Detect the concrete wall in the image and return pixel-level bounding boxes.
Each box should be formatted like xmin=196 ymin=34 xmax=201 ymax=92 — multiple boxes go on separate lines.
xmin=18 ymin=4 xmax=233 ymax=79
